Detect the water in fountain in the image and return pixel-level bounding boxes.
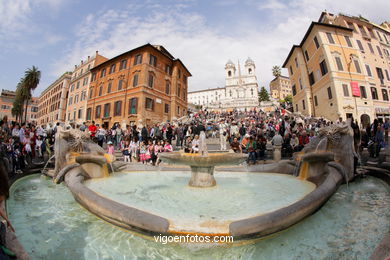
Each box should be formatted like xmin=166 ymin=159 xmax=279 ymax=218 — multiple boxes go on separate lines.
xmin=42 ymin=155 xmax=56 ymax=174
xmin=315 ymin=138 xmax=328 ymax=152
xmin=199 ymin=131 xmax=208 ymax=156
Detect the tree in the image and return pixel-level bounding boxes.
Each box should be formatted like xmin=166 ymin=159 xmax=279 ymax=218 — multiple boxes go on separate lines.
xmin=22 ymin=66 xmax=41 ymax=123
xmin=272 ymin=66 xmax=281 ymax=78
xmin=284 ymin=94 xmax=292 ymax=104
xmin=258 ymin=87 xmax=270 ymax=102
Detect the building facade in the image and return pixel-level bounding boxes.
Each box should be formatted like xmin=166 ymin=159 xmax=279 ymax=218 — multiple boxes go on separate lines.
xmin=0 ymin=89 xmax=38 ymax=122
xmin=86 ymin=44 xmax=191 ymax=127
xmin=269 ymin=75 xmax=292 ymax=100
xmin=66 ymin=52 xmax=107 ymax=126
xmin=37 ymin=72 xmax=72 ymax=126
xmin=283 ymin=13 xmax=390 ymax=126
xmin=188 ymin=58 xmax=259 ymax=111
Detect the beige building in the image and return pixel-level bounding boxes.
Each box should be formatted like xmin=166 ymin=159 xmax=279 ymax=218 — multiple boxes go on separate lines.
xmin=283 ymin=12 xmax=390 ymax=126
xmin=269 ymin=75 xmax=291 ymax=100
xmin=66 ymin=52 xmax=107 ymax=126
xmin=0 ymin=89 xmax=38 ymax=122
xmin=37 ymin=72 xmax=72 ymax=126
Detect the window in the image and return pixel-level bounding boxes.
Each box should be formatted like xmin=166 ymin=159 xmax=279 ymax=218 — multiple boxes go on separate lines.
xmin=78 ymin=109 xmax=82 ymax=119
xmin=309 ymin=72 xmax=315 ymax=86
xmin=76 ymin=81 xmax=80 ymax=89
xmin=100 ymin=68 xmax=106 ymax=78
xmin=327 ymin=87 xmax=332 ymax=99
xmin=377 ymin=31 xmax=383 ymax=41
xmin=73 ymin=111 xmax=76 ymax=120
xmin=107 ymin=82 xmax=112 ymax=93
xmin=164 ymin=104 xmax=169 ymax=113
xmin=128 ymin=98 xmax=137 ymax=114
xmin=71 ymin=84 xmax=75 ymax=92
xmin=319 ymin=60 xmax=328 ymax=76
xmin=299 ymin=78 xmax=302 ymax=89
xmin=382 ymin=89 xmax=389 ymax=101
xmin=302 ymin=100 xmax=305 ymax=110
xmin=326 ymin=32 xmax=335 ymax=44
xmin=371 ymin=87 xmax=378 ymax=100
xmin=149 ymin=54 xmax=157 ymax=66
xmin=177 ymin=106 xmax=180 ymax=115
xmin=178 ymin=69 xmax=181 ymax=79
xmin=376 ymin=46 xmax=383 ymax=56
xmin=68 ymin=96 xmax=72 ymax=105
xmin=335 ymin=56 xmax=343 ymax=71
xmin=292 ymin=85 xmax=297 ymax=96
xmin=74 ymin=94 xmax=79 ymax=104
xmin=365 ymin=65 xmax=372 ymax=77
xmin=134 ymin=54 xmax=142 ymax=65
xmin=347 ymin=22 xmax=355 ymax=31
xmin=295 ymin=104 xmax=298 ymax=112
xmin=118 ymin=79 xmax=123 ymax=90
xmin=368 ymin=28 xmax=376 ymax=38
xmin=353 ymin=59 xmax=361 ymax=73
xmin=177 ymin=85 xmax=181 ymax=97
xmin=95 ymin=105 xmax=101 ymax=118
xmin=165 ymin=65 xmax=171 ymax=75
xmin=119 ymin=59 xmax=127 ymax=70
xmin=314 ymin=95 xmax=318 ymax=106
xmin=367 ymin=42 xmax=374 ymax=54
xmin=133 ymin=74 xmax=139 ymax=87
xmin=358 ymin=25 xmax=366 ymax=36
xmin=360 ymin=86 xmax=367 ymax=98
xmin=103 ymin=103 xmax=110 ymax=117
xmin=148 ymin=73 xmax=154 ymax=88
xmin=89 ymin=89 xmax=93 ymax=98
xmin=314 ymin=36 xmax=320 ymax=49
xmin=356 ymin=40 xmax=364 ymax=52
xmin=114 ymin=101 xmax=122 ymax=116
xmin=342 ymin=84 xmax=349 ymax=96
xmin=91 ymin=73 xmax=96 ymax=82
xmin=344 ymin=36 xmax=352 ymax=47
xmin=289 ymin=65 xmax=293 ymax=75
xmin=109 ymin=64 xmax=116 ymax=74
xmin=83 ymin=77 xmax=88 ymax=86
xmin=98 ymin=86 xmax=103 ymax=96
xmin=385 ymin=70 xmax=390 ymax=81
xmin=304 ymin=50 xmax=309 ymax=61
xmin=145 ymin=98 xmax=154 ymax=110
xmin=294 ymin=58 xmax=298 ymax=67
xmin=86 ymin=108 xmax=91 ymax=120
xmin=376 ymin=67 xmax=384 ymax=84
xmin=165 ymin=82 xmax=170 ymax=94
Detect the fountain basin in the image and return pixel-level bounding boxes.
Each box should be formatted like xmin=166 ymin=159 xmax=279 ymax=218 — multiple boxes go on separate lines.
xmin=158 ymin=152 xmax=247 ymax=187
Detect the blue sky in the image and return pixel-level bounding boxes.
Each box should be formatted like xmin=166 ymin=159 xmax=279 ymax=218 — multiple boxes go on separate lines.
xmin=1 ymin=0 xmax=389 ymax=96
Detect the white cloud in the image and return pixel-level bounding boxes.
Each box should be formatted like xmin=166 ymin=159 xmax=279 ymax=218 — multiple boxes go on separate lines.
xmin=47 ymin=0 xmax=390 ymax=96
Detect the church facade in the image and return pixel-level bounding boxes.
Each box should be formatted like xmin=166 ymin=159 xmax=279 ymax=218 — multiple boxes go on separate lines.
xmin=188 ymin=58 xmax=259 ymax=111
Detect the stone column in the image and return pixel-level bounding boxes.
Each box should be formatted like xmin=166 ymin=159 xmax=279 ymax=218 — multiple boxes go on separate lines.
xmin=273 ymin=145 xmax=282 ymax=162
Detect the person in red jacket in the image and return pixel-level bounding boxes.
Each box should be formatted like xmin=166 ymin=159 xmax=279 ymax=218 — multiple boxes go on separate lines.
xmin=88 ymin=121 xmax=97 ymax=139
xmin=298 ymin=131 xmax=309 ymax=151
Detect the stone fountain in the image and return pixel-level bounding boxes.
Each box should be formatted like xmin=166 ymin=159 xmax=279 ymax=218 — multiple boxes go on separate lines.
xmin=158 ymin=132 xmax=247 ymax=187
xmin=45 ymin=121 xmax=359 ymax=240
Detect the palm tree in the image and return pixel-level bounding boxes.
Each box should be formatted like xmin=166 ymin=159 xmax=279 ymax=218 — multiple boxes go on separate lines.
xmin=22 ymin=66 xmax=41 ymax=123
xmin=272 ymin=66 xmax=281 ymax=78
xmin=13 ymin=79 xmax=27 ymax=123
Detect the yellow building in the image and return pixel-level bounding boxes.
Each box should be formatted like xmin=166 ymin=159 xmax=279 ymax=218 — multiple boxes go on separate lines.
xmin=37 ymin=72 xmax=72 ymax=126
xmin=283 ymin=13 xmax=390 ymax=126
xmin=269 ymin=75 xmax=291 ymax=100
xmin=65 ymin=51 xmax=107 ymax=126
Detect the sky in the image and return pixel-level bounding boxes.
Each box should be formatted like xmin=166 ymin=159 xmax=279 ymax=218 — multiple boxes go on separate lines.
xmin=1 ymin=0 xmax=389 ymax=97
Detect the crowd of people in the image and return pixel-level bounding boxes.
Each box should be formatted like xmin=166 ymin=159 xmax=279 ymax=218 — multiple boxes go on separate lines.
xmin=0 ymin=109 xmax=389 ymax=175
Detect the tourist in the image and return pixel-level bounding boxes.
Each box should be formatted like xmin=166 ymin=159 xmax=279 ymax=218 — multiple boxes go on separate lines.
xmin=130 ymin=137 xmax=139 ymax=162
xmin=96 ymin=125 xmax=106 ymax=147
xmin=139 ymin=141 xmax=147 ymax=164
xmin=107 ymin=141 xmax=114 ymax=155
xmin=122 ymin=140 xmax=131 ymax=163
xmin=35 ymin=135 xmax=43 ymax=158
xmin=246 ymin=136 xmax=257 ymax=164
xmin=192 ymin=135 xmax=200 ymax=153
xmin=241 ymin=134 xmax=250 ymax=153
xmin=88 ymin=121 xmax=97 ymax=140
xmin=384 ymin=118 xmax=389 ymax=144
xmin=163 ymin=140 xmax=173 ymax=152
xmin=230 ymin=137 xmax=242 ymax=153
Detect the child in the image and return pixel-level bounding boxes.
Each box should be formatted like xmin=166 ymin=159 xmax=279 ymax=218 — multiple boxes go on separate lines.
xmin=122 ymin=140 xmax=130 ymax=163
xmin=147 ymin=140 xmax=154 ymax=164
xmin=130 ymin=137 xmax=139 ymax=161
xmin=139 ymin=141 xmax=147 ymax=164
xmin=35 ymin=136 xmax=43 ymax=158
xmin=107 ymin=141 xmax=114 ymax=155
xmin=163 ymin=140 xmax=173 ymax=152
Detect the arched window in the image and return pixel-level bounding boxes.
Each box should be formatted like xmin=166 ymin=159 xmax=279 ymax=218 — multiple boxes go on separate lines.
xmin=251 ymin=89 xmax=254 ymax=96
xmin=228 ymin=71 xmax=232 ymax=77
xmin=229 ymin=90 xmax=232 ymax=97
xmin=248 ymin=68 xmax=252 ymax=74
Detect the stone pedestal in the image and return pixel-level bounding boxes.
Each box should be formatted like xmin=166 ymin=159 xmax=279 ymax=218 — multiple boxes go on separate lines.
xmin=188 ymin=166 xmax=216 ymax=187
xmin=273 ymin=145 xmax=282 ymax=162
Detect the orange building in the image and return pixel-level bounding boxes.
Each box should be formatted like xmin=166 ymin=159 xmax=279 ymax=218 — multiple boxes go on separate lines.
xmin=0 ymin=89 xmax=38 ymax=122
xmin=269 ymin=75 xmax=291 ymax=100
xmin=86 ymin=44 xmax=191 ymax=128
xmin=37 ymin=72 xmax=72 ymax=126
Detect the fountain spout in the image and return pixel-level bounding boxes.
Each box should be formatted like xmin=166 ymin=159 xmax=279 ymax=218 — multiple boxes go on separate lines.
xmin=199 ymin=131 xmax=208 ymax=157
